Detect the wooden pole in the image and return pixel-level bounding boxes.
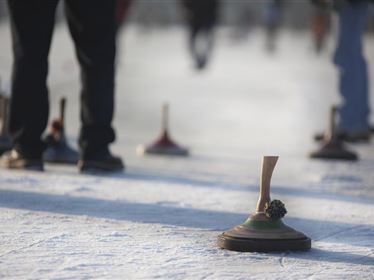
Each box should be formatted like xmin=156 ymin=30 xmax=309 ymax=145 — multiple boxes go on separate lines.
xmin=0 ymin=97 xmax=9 ymax=136
xmin=60 ymin=97 xmax=66 ymax=128
xmin=162 ymin=103 xmax=169 ymax=133
xmin=256 ymin=156 xmax=279 ymax=213
xmin=328 ymin=105 xmax=337 ymax=140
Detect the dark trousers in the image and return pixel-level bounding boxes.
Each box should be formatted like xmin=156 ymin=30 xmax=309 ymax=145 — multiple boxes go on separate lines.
xmin=7 ymin=0 xmax=117 ymax=158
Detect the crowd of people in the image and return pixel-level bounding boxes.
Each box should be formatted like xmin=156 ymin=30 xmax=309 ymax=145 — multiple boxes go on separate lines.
xmin=0 ymin=0 xmax=373 ymax=173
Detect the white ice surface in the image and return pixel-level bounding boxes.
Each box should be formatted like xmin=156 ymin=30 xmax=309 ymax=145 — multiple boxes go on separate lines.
xmin=0 ymin=22 xmax=374 ymax=279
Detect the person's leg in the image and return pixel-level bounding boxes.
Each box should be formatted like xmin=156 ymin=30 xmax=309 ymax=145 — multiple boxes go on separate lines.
xmin=195 ymin=25 xmax=214 ymax=69
xmin=64 ymin=0 xmax=123 ymax=171
xmin=64 ymin=0 xmax=116 ymax=156
xmin=6 ymin=0 xmax=58 ymax=159
xmin=190 ymin=22 xmax=215 ymax=70
xmin=189 ymin=23 xmax=203 ymax=69
xmin=334 ymin=1 xmax=370 ymax=135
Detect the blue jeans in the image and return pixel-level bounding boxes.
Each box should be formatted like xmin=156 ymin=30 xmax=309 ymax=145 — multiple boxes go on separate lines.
xmin=334 ymin=0 xmax=370 ymax=133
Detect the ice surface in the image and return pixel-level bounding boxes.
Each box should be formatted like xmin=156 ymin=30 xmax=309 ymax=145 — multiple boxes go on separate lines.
xmin=0 ymin=22 xmax=374 ymax=279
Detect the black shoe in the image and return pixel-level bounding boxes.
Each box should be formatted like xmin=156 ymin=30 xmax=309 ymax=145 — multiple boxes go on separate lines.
xmin=195 ymin=55 xmax=208 ymax=70
xmin=0 ymin=149 xmax=44 ymax=171
xmin=78 ymin=150 xmax=124 ymax=173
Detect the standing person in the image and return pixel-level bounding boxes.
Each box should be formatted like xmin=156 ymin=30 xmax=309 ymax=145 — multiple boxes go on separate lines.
xmin=181 ymin=0 xmax=219 ymax=70
xmin=334 ymin=0 xmax=371 ymax=141
xmin=1 ymin=0 xmax=124 ymax=172
xmin=313 ymin=0 xmax=372 ymax=141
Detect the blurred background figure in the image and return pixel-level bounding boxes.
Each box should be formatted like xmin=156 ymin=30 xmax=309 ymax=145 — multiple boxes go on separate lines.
xmin=229 ymin=3 xmax=254 ymax=42
xmin=333 ymin=0 xmax=372 ymax=141
xmin=181 ymin=0 xmax=219 ymax=70
xmin=310 ymin=1 xmax=331 ymax=53
xmin=313 ymin=0 xmax=372 ymax=142
xmin=263 ymin=0 xmax=284 ymax=53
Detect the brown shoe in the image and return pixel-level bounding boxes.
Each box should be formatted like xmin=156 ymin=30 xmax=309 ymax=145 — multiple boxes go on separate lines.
xmin=0 ymin=149 xmax=44 ymax=171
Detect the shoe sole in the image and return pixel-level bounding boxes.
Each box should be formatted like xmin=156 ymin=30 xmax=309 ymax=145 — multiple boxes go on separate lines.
xmin=78 ymin=160 xmax=124 ymax=173
xmin=1 ymin=159 xmax=44 ymax=171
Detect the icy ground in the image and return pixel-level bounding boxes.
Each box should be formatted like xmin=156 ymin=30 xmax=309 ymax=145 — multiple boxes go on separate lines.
xmin=0 ymin=22 xmax=374 ymax=279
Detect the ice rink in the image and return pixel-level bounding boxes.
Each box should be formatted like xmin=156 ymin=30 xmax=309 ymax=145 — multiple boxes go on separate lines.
xmin=0 ymin=21 xmax=374 ymax=279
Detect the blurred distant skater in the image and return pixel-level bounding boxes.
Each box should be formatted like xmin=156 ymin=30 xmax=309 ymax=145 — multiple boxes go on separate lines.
xmin=230 ymin=3 xmax=254 ymax=41
xmin=263 ymin=0 xmax=283 ymax=53
xmin=1 ymin=0 xmax=124 ymax=172
xmin=182 ymin=0 xmax=219 ymax=70
xmin=311 ymin=1 xmax=331 ymax=53
xmin=313 ymin=0 xmax=372 ymax=141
